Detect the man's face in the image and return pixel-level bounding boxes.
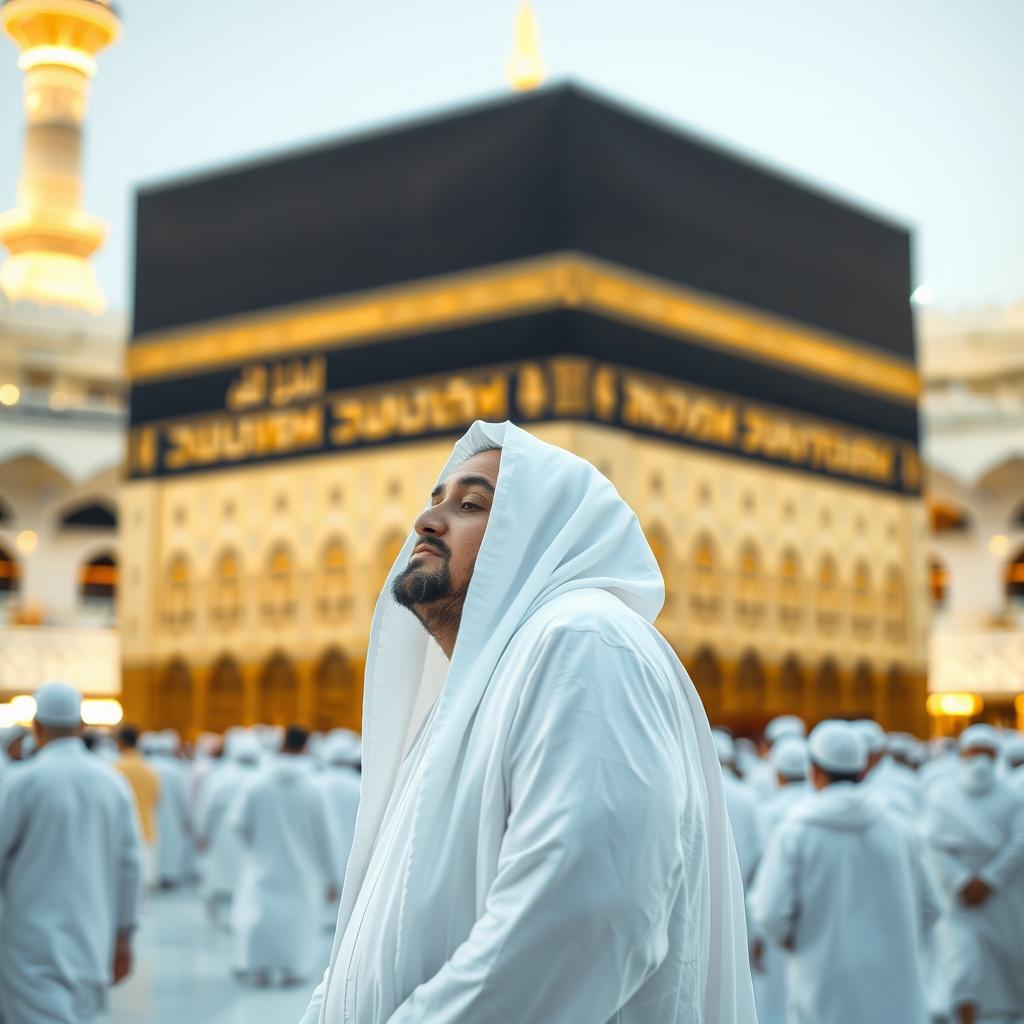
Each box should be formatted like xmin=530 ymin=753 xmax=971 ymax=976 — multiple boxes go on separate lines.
xmin=391 ymin=448 xmax=500 ymax=620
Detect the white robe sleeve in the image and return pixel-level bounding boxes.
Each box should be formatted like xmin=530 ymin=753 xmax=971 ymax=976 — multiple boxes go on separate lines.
xmin=387 ymin=629 xmax=688 ymax=1024
xmin=748 ymin=824 xmax=800 ymax=948
xmin=978 ymin=796 xmax=1024 ymax=891
xmin=115 ymin=781 xmax=144 ymax=933
xmin=299 ymin=969 xmax=328 ymax=1024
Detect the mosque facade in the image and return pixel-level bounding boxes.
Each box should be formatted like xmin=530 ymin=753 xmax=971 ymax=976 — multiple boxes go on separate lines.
xmin=119 ymin=87 xmax=929 ymax=738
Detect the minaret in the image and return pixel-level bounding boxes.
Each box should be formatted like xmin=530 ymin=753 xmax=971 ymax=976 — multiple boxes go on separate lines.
xmin=0 ymin=0 xmax=120 ymax=313
xmin=505 ymin=1 xmax=544 ymax=92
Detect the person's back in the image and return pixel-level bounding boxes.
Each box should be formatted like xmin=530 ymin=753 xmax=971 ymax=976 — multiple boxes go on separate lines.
xmin=0 ymin=685 xmax=141 ymax=1024
xmin=150 ymin=739 xmax=191 ymax=886
xmin=750 ymin=722 xmax=934 ymax=1024
xmin=314 ymin=737 xmax=361 ymax=888
xmin=231 ymin=729 xmax=336 ymax=985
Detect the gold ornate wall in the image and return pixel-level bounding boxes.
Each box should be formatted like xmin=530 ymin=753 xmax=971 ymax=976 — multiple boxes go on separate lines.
xmin=119 ymin=417 xmax=929 ymax=737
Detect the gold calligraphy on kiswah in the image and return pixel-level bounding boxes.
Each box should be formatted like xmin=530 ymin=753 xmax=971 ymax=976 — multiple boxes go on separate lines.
xmin=130 ymin=355 xmax=914 ymax=490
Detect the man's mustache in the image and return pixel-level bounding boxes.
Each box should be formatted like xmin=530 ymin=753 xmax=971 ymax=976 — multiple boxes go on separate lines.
xmin=411 ymin=536 xmax=451 ymax=560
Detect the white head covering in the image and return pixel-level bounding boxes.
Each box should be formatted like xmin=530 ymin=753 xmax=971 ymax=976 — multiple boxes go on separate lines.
xmin=327 ymin=421 xmax=750 ymax=1019
xmin=809 ymin=720 xmax=867 ymax=775
xmin=323 ymin=730 xmax=362 ymax=767
xmin=959 ymin=723 xmax=1000 ymax=755
xmin=1002 ymin=734 xmax=1024 ymax=767
xmin=765 ymin=714 xmax=806 ymax=745
xmin=851 ymin=719 xmax=885 ymax=756
xmin=33 ymin=682 xmax=82 ymax=727
xmin=771 ymin=735 xmax=809 ymax=779
xmin=712 ymin=729 xmax=735 ymax=766
xmin=886 ymin=732 xmax=916 ymax=760
xmin=230 ymin=734 xmax=262 ymax=764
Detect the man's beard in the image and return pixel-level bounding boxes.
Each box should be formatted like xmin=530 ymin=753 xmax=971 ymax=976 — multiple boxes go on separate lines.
xmin=391 ymin=542 xmax=467 ymax=638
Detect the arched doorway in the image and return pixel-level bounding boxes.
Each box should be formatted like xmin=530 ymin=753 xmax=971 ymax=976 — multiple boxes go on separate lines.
xmin=156 ymin=660 xmax=193 ymax=736
xmin=887 ymin=664 xmax=914 ymax=731
xmin=736 ymin=650 xmax=766 ymax=715
xmin=207 ymin=656 xmax=244 ymax=734
xmin=314 ymin=648 xmax=362 ymax=733
xmin=849 ymin=661 xmax=875 ymax=718
xmin=778 ymin=654 xmax=805 ymax=716
xmin=816 ymin=658 xmax=842 ymax=718
xmin=689 ymin=647 xmax=723 ymax=721
xmin=260 ymin=653 xmax=298 ymax=726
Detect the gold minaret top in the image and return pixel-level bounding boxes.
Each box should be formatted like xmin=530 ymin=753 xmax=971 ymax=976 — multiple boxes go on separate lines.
xmin=505 ymin=1 xmax=544 ymax=92
xmin=0 ymin=0 xmax=121 ymax=313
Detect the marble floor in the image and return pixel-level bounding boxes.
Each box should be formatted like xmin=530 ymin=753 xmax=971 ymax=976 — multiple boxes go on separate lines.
xmin=108 ymin=887 xmax=332 ymax=1024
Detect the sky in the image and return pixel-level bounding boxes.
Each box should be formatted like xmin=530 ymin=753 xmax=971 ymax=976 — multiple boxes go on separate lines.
xmin=1 ymin=0 xmax=1021 ymax=318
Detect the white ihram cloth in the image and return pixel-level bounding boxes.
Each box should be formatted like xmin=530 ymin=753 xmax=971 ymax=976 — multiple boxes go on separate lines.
xmin=751 ymin=780 xmax=808 ymax=1024
xmin=0 ymin=738 xmax=142 ymax=1024
xmin=302 ymin=420 xmax=755 ymax=1024
xmin=922 ymin=772 xmax=1024 ymax=1017
xmin=314 ymin=764 xmax=361 ymax=891
xmin=197 ymin=757 xmax=260 ymax=901
xmin=230 ymin=755 xmax=337 ymax=975
xmin=150 ymin=750 xmax=191 ymax=884
xmin=750 ymin=782 xmax=937 ymax=1024
xmin=722 ymin=772 xmax=762 ymax=886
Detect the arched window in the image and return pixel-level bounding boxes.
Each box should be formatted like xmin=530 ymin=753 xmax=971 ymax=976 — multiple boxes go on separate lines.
xmin=929 ymin=502 xmax=970 ymax=533
xmin=689 ymin=534 xmax=721 ymax=622
xmin=207 ymin=656 xmax=244 ymax=733
xmin=316 ymin=538 xmax=353 ymax=623
xmin=817 ymin=658 xmax=842 ymax=717
xmin=80 ymin=552 xmax=117 ymax=601
xmin=887 ymin=664 xmax=914 ymax=731
xmin=850 ymin=661 xmax=875 ymax=717
xmin=162 ymin=554 xmax=193 ymax=633
xmin=210 ymin=549 xmax=243 ymax=629
xmin=261 ymin=544 xmax=297 ymax=627
xmin=736 ymin=650 xmax=766 ymax=712
xmin=815 ymin=555 xmax=842 ymax=636
xmin=736 ymin=542 xmax=765 ymax=628
xmin=778 ymin=548 xmax=803 ymax=631
xmin=930 ymin=557 xmax=948 ymax=610
xmin=375 ymin=530 xmax=407 ymax=593
xmin=884 ymin=567 xmax=907 ymax=642
xmin=60 ymin=500 xmax=117 ymax=530
xmin=690 ymin=647 xmax=723 ymax=720
xmin=851 ymin=560 xmax=874 ymax=639
xmin=778 ymin=654 xmax=805 ymax=715
xmin=259 ymin=653 xmax=298 ymax=726
xmin=1006 ymin=547 xmax=1024 ymax=607
xmin=0 ymin=543 xmax=21 ymax=598
xmin=156 ymin=659 xmax=193 ymax=736
xmin=314 ymin=648 xmax=361 ymax=733
xmin=646 ymin=524 xmax=677 ymax=619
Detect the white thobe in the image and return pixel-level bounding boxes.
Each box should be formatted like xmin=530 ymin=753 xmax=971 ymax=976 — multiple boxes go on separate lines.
xmin=869 ymin=757 xmax=921 ymax=820
xmin=314 ymin=766 xmax=360 ymax=926
xmin=722 ymin=772 xmax=763 ymax=886
xmin=231 ymin=756 xmax=337 ymax=975
xmin=922 ymin=774 xmax=1024 ymax=1018
xmin=303 ymin=420 xmax=754 ymax=1024
xmin=750 ymin=782 xmax=937 ymax=1024
xmin=197 ymin=759 xmax=258 ymax=901
xmin=0 ymin=738 xmax=142 ymax=1024
xmin=151 ymin=753 xmax=191 ymax=884
xmin=750 ymin=780 xmax=808 ymax=1024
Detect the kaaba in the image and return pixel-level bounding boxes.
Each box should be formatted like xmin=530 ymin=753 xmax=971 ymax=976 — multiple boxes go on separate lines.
xmin=120 ymin=85 xmax=928 ymax=737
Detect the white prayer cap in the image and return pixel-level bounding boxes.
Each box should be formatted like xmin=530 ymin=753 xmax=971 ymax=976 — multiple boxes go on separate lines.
xmin=959 ymin=724 xmax=1000 ymax=755
xmin=771 ymin=736 xmax=808 ymax=779
xmin=324 ymin=731 xmax=361 ymax=766
xmin=886 ymin=732 xmax=916 ymax=759
xmin=231 ymin=734 xmax=261 ymax=764
xmin=851 ymin=719 xmax=885 ymax=755
xmin=711 ymin=729 xmax=735 ymax=766
xmin=808 ymin=720 xmax=867 ymax=776
xmin=33 ymin=682 xmax=82 ymax=727
xmin=765 ymin=715 xmax=806 ymax=745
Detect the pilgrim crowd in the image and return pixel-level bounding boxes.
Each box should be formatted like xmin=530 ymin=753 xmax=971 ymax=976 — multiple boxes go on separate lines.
xmin=1 ymin=685 xmax=1022 ymax=1023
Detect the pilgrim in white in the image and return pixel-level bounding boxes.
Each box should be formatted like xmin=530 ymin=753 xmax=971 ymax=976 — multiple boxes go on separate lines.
xmin=301 ymin=420 xmax=755 ymax=1024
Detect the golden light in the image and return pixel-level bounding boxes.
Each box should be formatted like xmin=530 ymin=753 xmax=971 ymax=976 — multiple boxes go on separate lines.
xmin=10 ymin=694 xmax=37 ymax=724
xmin=0 ymin=383 xmax=20 ymax=406
xmin=989 ymin=534 xmax=1010 ymax=558
xmin=926 ymin=691 xmax=982 ymax=718
xmin=0 ymin=704 xmax=17 ymax=728
xmin=505 ymin=1 xmax=545 ymax=92
xmin=18 ymin=44 xmax=98 ymax=77
xmin=81 ymin=698 xmax=122 ymax=727
xmin=15 ymin=529 xmax=38 ymax=554
xmin=1016 ymin=694 xmax=1024 ymax=730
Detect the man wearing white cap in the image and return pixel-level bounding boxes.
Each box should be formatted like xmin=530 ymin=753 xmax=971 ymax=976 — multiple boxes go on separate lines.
xmin=314 ymin=732 xmax=362 ymax=929
xmin=301 ymin=422 xmax=755 ymax=1023
xmin=750 ymin=720 xmax=937 ymax=1024
xmin=149 ymin=730 xmax=191 ymax=889
xmin=0 ymin=682 xmax=142 ymax=1024
xmin=747 ymin=715 xmax=807 ymax=800
xmin=922 ymin=724 xmax=1024 ymax=1024
xmin=749 ymin=735 xmax=808 ymax=1024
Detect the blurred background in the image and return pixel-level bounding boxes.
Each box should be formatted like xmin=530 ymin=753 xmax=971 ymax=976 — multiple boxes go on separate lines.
xmin=1 ymin=0 xmax=1022 ymax=741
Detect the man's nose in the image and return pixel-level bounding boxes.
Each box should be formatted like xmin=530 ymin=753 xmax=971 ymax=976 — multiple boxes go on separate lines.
xmin=413 ymin=506 xmax=447 ymax=537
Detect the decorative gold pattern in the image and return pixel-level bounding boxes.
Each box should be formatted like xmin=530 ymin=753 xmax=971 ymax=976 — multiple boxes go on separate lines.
xmin=128 ymin=253 xmax=921 ymax=403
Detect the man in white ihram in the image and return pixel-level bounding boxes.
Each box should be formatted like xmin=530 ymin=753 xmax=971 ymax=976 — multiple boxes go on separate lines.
xmin=0 ymin=682 xmax=142 ymax=1024
xmin=301 ymin=421 xmax=755 ymax=1023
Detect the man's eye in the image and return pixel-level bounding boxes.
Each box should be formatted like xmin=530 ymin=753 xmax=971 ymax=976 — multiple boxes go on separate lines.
xmin=461 ymin=501 xmax=481 ymax=511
